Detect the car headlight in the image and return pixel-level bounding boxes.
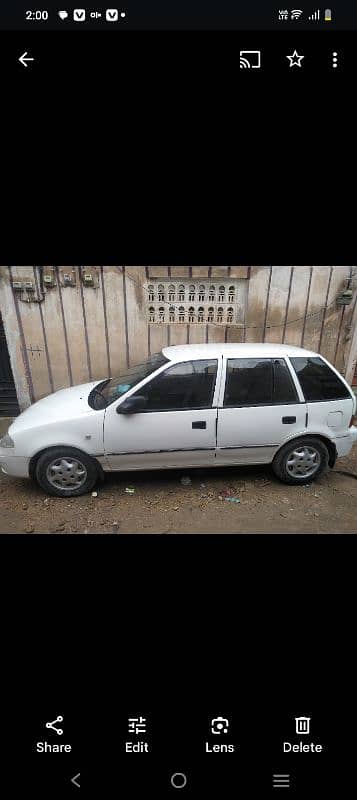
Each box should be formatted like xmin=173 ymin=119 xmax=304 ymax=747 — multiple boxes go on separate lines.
xmin=0 ymin=434 xmax=15 ymax=448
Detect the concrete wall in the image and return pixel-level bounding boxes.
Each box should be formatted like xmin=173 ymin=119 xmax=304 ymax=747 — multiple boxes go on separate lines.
xmin=0 ymin=266 xmax=356 ymax=410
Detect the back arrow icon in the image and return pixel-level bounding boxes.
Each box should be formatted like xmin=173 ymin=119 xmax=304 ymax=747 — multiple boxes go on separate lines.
xmin=71 ymin=773 xmax=80 ymax=788
xmin=19 ymin=52 xmax=34 ymax=67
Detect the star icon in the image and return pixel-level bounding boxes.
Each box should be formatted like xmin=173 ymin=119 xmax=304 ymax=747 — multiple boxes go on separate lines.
xmin=287 ymin=50 xmax=305 ymax=67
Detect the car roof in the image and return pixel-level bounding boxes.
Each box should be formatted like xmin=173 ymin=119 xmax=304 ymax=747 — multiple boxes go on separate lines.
xmin=162 ymin=343 xmax=318 ymax=362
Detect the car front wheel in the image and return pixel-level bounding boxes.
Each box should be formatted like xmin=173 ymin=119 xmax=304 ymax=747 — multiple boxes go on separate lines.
xmin=35 ymin=447 xmax=99 ymax=497
xmin=272 ymin=437 xmax=329 ymax=485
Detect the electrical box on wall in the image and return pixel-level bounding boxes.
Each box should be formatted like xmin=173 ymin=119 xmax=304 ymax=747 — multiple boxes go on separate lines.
xmin=336 ymin=290 xmax=353 ymax=306
xmin=11 ymin=275 xmax=41 ymax=302
xmin=43 ymin=267 xmax=56 ymax=288
xmin=81 ymin=267 xmax=99 ymax=288
xmin=58 ymin=268 xmax=78 ymax=288
xmin=12 ymin=278 xmax=35 ymax=292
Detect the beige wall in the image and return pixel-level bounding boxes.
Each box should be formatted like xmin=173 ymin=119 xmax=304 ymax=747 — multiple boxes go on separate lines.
xmin=0 ymin=266 xmax=356 ymax=410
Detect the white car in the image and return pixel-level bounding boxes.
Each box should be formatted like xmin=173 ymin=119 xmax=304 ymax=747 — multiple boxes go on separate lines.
xmin=1 ymin=343 xmax=356 ymax=496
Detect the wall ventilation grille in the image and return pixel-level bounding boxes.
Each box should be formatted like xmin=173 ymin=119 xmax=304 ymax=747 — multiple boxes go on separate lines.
xmin=145 ymin=280 xmax=247 ymax=324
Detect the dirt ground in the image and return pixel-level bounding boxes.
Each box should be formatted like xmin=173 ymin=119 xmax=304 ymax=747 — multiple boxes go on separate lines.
xmin=0 ymin=426 xmax=356 ymax=533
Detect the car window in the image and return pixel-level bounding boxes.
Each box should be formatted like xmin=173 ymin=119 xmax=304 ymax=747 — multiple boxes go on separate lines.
xmin=273 ymin=359 xmax=299 ymax=403
xmin=224 ymin=359 xmax=273 ymax=406
xmin=88 ymin=352 xmax=169 ymax=408
xmin=290 ymin=357 xmax=351 ymax=401
xmin=133 ymin=359 xmax=218 ymax=411
xmin=223 ymin=358 xmax=298 ymax=407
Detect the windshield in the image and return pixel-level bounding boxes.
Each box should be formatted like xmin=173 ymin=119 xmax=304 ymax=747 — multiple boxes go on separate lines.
xmin=88 ymin=352 xmax=169 ymax=409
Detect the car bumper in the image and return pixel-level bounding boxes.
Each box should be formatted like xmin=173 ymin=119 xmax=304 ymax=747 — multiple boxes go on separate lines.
xmin=334 ymin=426 xmax=357 ymax=458
xmin=0 ymin=452 xmax=30 ymax=478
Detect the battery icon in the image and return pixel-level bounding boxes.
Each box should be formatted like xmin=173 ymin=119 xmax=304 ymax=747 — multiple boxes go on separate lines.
xmin=324 ymin=8 xmax=332 ymax=21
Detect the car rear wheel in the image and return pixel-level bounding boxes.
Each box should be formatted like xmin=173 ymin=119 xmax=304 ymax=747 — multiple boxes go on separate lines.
xmin=272 ymin=437 xmax=329 ymax=485
xmin=35 ymin=447 xmax=99 ymax=497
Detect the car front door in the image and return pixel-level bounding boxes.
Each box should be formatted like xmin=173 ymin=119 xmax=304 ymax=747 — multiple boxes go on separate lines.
xmin=104 ymin=358 xmax=221 ymax=470
xmin=216 ymin=357 xmax=307 ymax=464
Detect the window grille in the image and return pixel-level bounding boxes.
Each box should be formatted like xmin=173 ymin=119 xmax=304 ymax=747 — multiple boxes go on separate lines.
xmin=209 ymin=285 xmax=215 ymax=301
xmin=188 ymin=285 xmax=195 ymax=301
xmin=145 ymin=279 xmax=246 ymax=325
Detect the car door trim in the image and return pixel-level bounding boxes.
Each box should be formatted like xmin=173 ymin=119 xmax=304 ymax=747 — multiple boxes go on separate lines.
xmin=105 ymin=447 xmax=216 ymax=456
xmin=217 ymin=444 xmax=280 ymax=450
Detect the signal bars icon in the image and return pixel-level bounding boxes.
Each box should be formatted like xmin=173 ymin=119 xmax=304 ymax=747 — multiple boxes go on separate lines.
xmin=308 ymin=9 xmax=321 ymax=21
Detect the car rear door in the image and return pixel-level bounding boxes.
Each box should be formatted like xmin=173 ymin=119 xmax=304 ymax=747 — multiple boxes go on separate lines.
xmin=216 ymin=357 xmax=307 ymax=464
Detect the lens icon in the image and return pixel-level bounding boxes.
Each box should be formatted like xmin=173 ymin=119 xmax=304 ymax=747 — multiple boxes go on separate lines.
xmin=171 ymin=773 xmax=187 ymax=789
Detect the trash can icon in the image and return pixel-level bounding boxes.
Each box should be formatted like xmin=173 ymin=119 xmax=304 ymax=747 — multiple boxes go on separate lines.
xmin=295 ymin=716 xmax=310 ymax=734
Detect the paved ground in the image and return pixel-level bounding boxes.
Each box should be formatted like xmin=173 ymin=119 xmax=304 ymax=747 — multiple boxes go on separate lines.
xmin=1 ymin=416 xmax=357 ymax=534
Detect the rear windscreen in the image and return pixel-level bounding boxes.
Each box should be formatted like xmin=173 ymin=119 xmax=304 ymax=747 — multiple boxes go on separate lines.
xmin=290 ymin=357 xmax=351 ymax=402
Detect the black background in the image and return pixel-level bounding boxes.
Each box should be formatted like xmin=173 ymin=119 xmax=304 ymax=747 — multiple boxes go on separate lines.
xmin=1 ymin=536 xmax=355 ymax=796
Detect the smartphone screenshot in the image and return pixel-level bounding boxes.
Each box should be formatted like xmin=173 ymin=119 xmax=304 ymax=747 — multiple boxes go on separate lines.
xmin=1 ymin=2 xmax=356 ymax=799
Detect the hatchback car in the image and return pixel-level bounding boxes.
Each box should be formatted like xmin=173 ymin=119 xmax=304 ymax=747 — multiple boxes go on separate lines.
xmin=1 ymin=343 xmax=356 ymax=496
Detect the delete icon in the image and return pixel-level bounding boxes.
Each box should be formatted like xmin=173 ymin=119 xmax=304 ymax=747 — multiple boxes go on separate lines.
xmin=73 ymin=9 xmax=86 ymax=21
xmin=106 ymin=9 xmax=119 ymax=21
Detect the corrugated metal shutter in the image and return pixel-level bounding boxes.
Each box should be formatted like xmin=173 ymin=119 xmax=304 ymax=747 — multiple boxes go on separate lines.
xmin=0 ymin=315 xmax=19 ymax=416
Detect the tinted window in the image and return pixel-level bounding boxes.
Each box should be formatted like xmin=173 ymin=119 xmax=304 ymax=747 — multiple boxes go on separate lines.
xmin=134 ymin=359 xmax=218 ymax=411
xmin=224 ymin=359 xmax=272 ymax=406
xmin=273 ymin=359 xmax=298 ymax=403
xmin=290 ymin=357 xmax=351 ymax=401
xmin=224 ymin=358 xmax=298 ymax=406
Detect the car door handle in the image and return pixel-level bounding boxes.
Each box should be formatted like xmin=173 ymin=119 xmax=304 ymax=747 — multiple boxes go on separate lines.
xmin=282 ymin=416 xmax=296 ymax=424
xmin=192 ymin=421 xmax=207 ymax=429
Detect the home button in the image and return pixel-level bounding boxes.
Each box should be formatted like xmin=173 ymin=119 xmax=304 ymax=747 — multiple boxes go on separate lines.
xmin=171 ymin=772 xmax=187 ymax=789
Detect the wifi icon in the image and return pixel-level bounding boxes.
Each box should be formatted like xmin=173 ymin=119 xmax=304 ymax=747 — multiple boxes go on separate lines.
xmin=291 ymin=9 xmax=303 ymax=19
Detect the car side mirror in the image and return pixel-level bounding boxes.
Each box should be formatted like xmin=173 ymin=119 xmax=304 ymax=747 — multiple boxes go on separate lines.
xmin=116 ymin=395 xmax=147 ymax=414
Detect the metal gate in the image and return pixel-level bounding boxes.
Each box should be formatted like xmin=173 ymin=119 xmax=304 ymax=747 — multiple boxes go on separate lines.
xmin=0 ymin=315 xmax=19 ymax=416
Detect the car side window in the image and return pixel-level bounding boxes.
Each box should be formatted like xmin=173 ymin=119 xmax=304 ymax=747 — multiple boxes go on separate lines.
xmin=223 ymin=358 xmax=298 ymax=407
xmin=290 ymin=357 xmax=351 ymax=401
xmin=224 ymin=359 xmax=273 ymax=406
xmin=133 ymin=359 xmax=218 ymax=411
xmin=272 ymin=359 xmax=299 ymax=403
